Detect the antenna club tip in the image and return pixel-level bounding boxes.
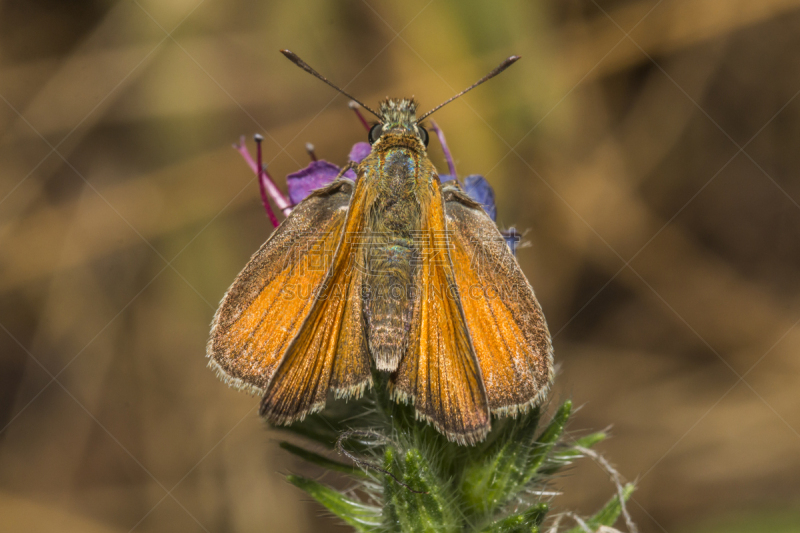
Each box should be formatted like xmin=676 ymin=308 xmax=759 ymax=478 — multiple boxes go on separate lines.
xmin=254 ymin=133 xmax=264 ymax=142
xmin=278 ymin=49 xmax=384 ymax=120
xmin=508 ymin=55 xmax=521 ymax=62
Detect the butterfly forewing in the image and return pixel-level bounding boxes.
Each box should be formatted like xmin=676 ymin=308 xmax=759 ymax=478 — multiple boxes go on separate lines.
xmin=259 ymin=177 xmax=372 ymax=424
xmin=443 ymin=184 xmax=553 ymax=415
xmin=208 ymin=179 xmax=357 ymax=394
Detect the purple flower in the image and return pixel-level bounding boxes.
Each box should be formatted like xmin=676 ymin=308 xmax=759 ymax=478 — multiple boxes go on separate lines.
xmin=348 ymin=142 xmax=372 ymax=164
xmin=284 ymin=141 xmax=372 ymax=204
xmin=286 ymin=161 xmax=342 ymax=205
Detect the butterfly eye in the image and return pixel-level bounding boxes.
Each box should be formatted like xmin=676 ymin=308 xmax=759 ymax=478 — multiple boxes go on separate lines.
xmin=368 ymin=123 xmax=383 ymax=144
xmin=418 ymin=126 xmax=429 ymax=147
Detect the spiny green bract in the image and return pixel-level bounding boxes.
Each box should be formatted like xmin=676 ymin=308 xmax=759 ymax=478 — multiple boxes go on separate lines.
xmin=276 ymin=374 xmax=632 ymax=532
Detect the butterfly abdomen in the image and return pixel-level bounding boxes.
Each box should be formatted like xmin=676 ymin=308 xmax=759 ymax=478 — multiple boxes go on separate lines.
xmin=363 ymin=147 xmax=424 ymax=372
xmin=364 ymin=237 xmax=417 ymax=371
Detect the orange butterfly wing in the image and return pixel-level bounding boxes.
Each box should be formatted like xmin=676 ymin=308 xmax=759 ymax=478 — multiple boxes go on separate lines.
xmin=391 ymin=177 xmax=491 ymax=445
xmin=259 ymin=176 xmax=373 ymax=424
xmin=443 ymin=184 xmax=553 ymax=415
xmin=208 ymin=179 xmax=366 ymax=398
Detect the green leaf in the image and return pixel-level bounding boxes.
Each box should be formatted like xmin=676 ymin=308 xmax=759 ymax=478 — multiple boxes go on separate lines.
xmin=384 ymin=447 xmax=459 ymax=533
xmin=573 ymin=432 xmax=608 ymax=449
xmin=477 ymin=503 xmax=549 ymax=533
xmin=540 ymin=431 xmax=607 ymax=475
xmin=461 ymin=401 xmax=571 ymax=516
xmin=524 ymin=400 xmax=572 ymax=480
xmin=279 ymin=441 xmax=369 ymax=478
xmin=382 ymin=447 xmax=401 ymax=531
xmin=287 ymin=475 xmax=381 ymax=532
xmin=566 ymin=483 xmax=635 ymax=533
xmin=461 ymin=408 xmax=541 ymax=515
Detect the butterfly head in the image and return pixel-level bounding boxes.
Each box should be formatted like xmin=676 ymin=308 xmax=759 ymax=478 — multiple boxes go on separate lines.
xmin=369 ymin=98 xmax=429 ymax=148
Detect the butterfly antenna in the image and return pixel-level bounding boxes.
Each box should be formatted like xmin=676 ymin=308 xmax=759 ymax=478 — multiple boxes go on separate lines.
xmin=418 ymin=55 xmax=520 ymax=121
xmin=280 ymin=50 xmax=383 ymax=120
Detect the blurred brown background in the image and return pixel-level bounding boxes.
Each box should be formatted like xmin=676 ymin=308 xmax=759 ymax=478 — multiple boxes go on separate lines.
xmin=2 ymin=0 xmax=800 ymax=532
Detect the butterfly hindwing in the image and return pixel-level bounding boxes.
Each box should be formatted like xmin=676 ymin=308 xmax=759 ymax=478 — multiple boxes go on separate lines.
xmin=391 ymin=177 xmax=491 ymax=445
xmin=208 ymin=179 xmax=364 ymax=398
xmin=443 ymin=184 xmax=553 ymax=415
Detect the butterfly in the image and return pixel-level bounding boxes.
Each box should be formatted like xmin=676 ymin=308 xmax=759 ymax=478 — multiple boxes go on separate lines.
xmin=207 ymin=50 xmax=553 ymax=445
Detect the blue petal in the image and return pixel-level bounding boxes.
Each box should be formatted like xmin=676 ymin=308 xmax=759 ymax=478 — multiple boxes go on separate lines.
xmin=501 ymin=228 xmax=520 ymax=257
xmin=462 ymin=174 xmax=497 ymax=221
